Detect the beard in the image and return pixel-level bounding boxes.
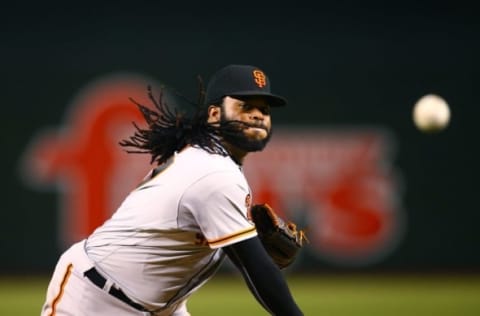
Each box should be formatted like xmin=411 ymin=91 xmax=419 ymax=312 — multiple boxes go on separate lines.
xmin=218 ymin=114 xmax=272 ymax=152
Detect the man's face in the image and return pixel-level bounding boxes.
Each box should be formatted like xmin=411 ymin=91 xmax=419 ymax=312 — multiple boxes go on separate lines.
xmin=216 ymin=96 xmax=273 ymax=152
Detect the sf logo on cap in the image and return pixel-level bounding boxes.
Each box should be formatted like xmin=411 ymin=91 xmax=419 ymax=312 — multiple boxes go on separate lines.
xmin=253 ymin=70 xmax=267 ymax=88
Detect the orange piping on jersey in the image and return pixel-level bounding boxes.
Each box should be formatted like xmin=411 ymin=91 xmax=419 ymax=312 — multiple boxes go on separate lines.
xmin=208 ymin=227 xmax=257 ymax=247
xmin=49 ymin=263 xmax=73 ymax=316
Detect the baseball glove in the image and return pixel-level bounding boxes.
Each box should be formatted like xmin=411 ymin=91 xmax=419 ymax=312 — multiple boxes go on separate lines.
xmin=250 ymin=203 xmax=308 ymax=269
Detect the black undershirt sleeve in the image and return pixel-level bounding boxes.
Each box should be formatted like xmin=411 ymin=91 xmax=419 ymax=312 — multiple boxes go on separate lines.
xmin=223 ymin=237 xmax=303 ymax=316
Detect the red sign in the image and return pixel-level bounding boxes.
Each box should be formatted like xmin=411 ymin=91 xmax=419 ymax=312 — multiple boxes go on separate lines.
xmin=20 ymin=74 xmax=404 ymax=266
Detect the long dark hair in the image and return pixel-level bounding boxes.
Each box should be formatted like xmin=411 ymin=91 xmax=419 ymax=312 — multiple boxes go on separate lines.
xmin=119 ymin=78 xmax=227 ymax=165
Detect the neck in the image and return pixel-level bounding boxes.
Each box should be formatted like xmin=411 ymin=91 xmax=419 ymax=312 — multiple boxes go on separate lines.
xmin=221 ymin=141 xmax=247 ymax=165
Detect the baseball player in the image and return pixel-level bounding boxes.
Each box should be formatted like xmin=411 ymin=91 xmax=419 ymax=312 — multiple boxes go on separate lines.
xmin=41 ymin=64 xmax=304 ymax=316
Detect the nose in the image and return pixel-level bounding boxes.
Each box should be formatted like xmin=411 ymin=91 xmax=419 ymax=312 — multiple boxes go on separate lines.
xmin=249 ymin=108 xmax=264 ymax=121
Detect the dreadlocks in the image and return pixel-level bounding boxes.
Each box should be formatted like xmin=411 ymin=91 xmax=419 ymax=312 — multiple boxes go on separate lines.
xmin=119 ymin=78 xmax=227 ymax=165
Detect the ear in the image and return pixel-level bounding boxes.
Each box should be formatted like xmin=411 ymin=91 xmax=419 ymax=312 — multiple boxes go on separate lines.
xmin=207 ymin=105 xmax=221 ymax=124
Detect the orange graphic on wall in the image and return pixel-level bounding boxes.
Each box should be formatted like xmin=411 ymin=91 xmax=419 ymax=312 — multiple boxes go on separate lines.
xmin=20 ymin=74 xmax=154 ymax=247
xmin=20 ymin=74 xmax=405 ymax=266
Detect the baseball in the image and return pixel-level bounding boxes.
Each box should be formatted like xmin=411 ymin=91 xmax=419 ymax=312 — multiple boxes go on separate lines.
xmin=412 ymin=94 xmax=451 ymax=133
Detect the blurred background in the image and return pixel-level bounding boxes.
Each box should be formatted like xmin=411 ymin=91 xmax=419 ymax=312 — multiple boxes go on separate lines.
xmin=1 ymin=1 xmax=479 ymax=314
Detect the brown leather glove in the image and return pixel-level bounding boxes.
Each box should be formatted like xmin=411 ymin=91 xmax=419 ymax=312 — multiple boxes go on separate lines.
xmin=250 ymin=203 xmax=308 ymax=269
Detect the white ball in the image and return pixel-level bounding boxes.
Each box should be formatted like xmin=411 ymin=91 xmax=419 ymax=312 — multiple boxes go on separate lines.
xmin=413 ymin=94 xmax=451 ymax=133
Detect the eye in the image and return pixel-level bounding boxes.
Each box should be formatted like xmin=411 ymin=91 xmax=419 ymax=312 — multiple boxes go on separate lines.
xmin=260 ymin=106 xmax=271 ymax=115
xmin=242 ymin=103 xmax=271 ymax=115
xmin=241 ymin=103 xmax=253 ymax=111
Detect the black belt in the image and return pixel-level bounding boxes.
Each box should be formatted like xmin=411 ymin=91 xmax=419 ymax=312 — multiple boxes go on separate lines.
xmin=84 ymin=267 xmax=149 ymax=312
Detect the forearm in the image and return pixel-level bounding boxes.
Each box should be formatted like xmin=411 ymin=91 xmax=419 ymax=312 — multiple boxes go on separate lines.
xmin=224 ymin=237 xmax=303 ymax=316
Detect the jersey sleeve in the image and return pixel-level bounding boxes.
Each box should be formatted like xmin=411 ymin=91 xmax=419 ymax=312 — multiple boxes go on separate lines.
xmin=180 ymin=171 xmax=257 ymax=249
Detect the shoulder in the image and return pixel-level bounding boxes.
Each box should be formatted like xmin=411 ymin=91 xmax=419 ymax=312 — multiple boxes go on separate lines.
xmin=176 ymin=147 xmax=250 ymax=195
xmin=176 ymin=146 xmax=241 ymax=174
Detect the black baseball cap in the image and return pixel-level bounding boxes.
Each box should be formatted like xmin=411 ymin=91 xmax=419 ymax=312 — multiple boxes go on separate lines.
xmin=204 ymin=64 xmax=287 ymax=107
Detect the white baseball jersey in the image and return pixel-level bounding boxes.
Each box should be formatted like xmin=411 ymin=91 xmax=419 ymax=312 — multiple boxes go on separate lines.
xmin=83 ymin=145 xmax=257 ymax=312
